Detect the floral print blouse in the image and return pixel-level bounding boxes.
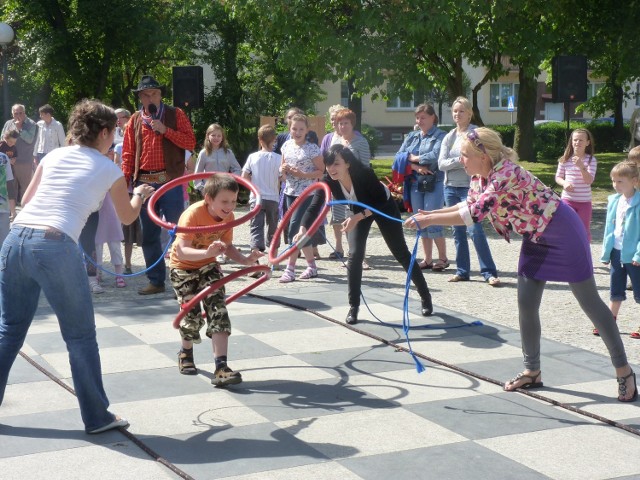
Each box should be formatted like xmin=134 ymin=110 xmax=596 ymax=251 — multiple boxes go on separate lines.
xmin=280 ymin=139 xmax=322 ymax=197
xmin=458 ymin=158 xmax=560 ymax=243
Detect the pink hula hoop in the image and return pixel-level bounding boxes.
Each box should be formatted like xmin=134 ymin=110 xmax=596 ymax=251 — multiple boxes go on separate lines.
xmin=172 ymin=265 xmax=271 ymax=329
xmin=268 ymin=182 xmax=331 ymax=265
xmin=147 ymin=172 xmax=262 ymax=233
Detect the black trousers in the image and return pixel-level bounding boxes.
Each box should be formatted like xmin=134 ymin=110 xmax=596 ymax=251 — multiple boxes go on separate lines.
xmin=347 ymin=198 xmax=430 ymax=307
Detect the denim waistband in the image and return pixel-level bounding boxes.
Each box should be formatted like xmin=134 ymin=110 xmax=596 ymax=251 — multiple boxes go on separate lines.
xmin=11 ymin=225 xmax=72 ymax=242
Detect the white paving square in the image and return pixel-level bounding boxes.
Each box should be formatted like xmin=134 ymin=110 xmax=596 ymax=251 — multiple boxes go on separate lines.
xmin=0 ymin=444 xmax=175 ymax=480
xmin=0 ymin=381 xmax=78 ymax=417
xmin=42 ymin=345 xmax=175 ymax=377
xmin=116 ymin=392 xmax=270 ymax=437
xmin=121 ymin=321 xmax=180 ymax=345
xmin=252 ymin=326 xmax=379 ymax=355
xmin=477 ymin=424 xmax=640 ymax=480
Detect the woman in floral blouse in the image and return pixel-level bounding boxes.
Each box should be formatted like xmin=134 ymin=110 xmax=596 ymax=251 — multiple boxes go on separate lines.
xmin=405 ymin=127 xmax=636 ymax=403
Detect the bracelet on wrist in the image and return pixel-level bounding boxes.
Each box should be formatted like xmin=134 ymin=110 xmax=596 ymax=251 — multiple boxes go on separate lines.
xmin=134 ymin=192 xmax=146 ymax=201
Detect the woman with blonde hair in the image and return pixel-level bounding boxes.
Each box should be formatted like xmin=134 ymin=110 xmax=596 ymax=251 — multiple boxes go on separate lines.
xmin=438 ymin=96 xmax=499 ymax=285
xmin=406 ymin=127 xmax=636 ymax=403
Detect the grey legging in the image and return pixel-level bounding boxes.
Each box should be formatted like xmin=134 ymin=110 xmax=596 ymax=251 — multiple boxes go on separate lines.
xmin=518 ymin=275 xmax=628 ymax=370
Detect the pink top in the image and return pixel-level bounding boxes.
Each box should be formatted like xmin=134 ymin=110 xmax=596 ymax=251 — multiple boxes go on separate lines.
xmin=459 ymin=158 xmax=560 ymax=243
xmin=555 ymin=155 xmax=596 ymax=202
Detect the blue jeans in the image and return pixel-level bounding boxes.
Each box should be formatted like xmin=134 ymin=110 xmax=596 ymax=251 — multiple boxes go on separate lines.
xmin=609 ymin=248 xmax=640 ymax=302
xmin=138 ymin=182 xmax=185 ymax=286
xmin=0 ymin=226 xmax=115 ymax=431
xmin=409 ymin=177 xmax=445 ymax=239
xmin=443 ymin=186 xmax=497 ymax=280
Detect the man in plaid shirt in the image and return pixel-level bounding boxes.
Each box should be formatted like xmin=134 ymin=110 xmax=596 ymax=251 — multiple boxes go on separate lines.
xmin=122 ymin=75 xmax=196 ymax=295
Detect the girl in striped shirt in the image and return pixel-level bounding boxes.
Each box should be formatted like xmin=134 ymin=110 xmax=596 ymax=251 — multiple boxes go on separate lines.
xmin=555 ymin=128 xmax=597 ymax=241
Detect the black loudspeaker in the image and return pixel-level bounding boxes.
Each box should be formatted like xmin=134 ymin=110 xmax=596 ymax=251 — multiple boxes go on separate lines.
xmin=172 ymin=66 xmax=204 ymax=109
xmin=552 ymin=55 xmax=588 ymax=103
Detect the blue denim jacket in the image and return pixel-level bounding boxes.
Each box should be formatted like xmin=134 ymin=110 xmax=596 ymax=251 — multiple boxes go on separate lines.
xmin=397 ymin=126 xmax=446 ymax=178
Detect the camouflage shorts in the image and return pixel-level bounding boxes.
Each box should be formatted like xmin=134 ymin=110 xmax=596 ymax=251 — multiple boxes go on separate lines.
xmin=170 ymin=263 xmax=231 ymax=342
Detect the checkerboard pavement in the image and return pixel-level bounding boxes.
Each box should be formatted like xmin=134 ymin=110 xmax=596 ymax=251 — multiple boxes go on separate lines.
xmin=1 ymin=282 xmax=639 ymax=480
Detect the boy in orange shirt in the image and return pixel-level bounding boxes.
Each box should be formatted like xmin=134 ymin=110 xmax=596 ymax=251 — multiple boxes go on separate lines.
xmin=169 ymin=174 xmax=262 ymax=386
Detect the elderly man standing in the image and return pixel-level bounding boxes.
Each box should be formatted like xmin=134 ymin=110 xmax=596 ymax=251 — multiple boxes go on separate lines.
xmin=1 ymin=104 xmax=37 ymax=205
xmin=121 ymin=75 xmax=196 ymax=295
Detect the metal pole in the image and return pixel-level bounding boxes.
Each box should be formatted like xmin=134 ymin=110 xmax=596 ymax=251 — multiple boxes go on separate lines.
xmin=2 ymin=46 xmax=8 ymax=120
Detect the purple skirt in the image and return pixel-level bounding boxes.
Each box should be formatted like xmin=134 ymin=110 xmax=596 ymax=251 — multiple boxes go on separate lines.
xmin=518 ymin=201 xmax=593 ymax=282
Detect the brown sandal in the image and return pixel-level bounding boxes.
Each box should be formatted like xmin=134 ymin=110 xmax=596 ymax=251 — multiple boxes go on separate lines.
xmin=178 ymin=349 xmax=197 ymax=375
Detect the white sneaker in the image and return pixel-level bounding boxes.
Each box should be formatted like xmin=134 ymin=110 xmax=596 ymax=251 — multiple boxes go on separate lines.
xmin=89 ymin=279 xmax=104 ymax=294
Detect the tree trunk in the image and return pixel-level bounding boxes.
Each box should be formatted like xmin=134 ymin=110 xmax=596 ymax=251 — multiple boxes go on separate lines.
xmin=514 ymin=67 xmax=537 ymax=162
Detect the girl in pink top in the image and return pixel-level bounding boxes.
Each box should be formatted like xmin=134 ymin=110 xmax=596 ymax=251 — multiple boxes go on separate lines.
xmin=555 ymin=128 xmax=596 ymax=241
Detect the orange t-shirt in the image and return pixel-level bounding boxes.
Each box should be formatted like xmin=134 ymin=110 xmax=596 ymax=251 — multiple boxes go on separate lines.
xmin=169 ymin=200 xmax=234 ymax=271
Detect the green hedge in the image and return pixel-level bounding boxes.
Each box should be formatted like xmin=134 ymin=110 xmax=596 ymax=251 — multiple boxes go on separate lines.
xmin=489 ymin=122 xmax=630 ymax=164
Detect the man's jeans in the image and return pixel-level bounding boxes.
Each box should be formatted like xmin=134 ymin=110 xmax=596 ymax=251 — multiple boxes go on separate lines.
xmin=137 ymin=182 xmax=185 ymax=286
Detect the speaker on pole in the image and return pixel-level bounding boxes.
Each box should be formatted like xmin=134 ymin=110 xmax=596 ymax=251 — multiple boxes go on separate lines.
xmin=172 ymin=66 xmax=204 ymax=109
xmin=552 ymin=55 xmax=588 ymax=103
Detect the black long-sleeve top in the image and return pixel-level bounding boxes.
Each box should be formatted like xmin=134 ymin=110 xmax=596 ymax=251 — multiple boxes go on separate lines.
xmin=301 ymin=167 xmax=390 ymax=229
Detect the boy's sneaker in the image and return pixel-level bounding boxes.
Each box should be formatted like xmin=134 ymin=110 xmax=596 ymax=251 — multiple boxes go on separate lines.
xmin=299 ymin=267 xmax=318 ymax=279
xmin=212 ymin=364 xmax=242 ymax=387
xmin=89 ymin=279 xmax=104 ymax=294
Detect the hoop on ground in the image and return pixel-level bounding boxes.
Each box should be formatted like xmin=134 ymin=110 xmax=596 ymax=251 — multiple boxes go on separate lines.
xmin=147 ymin=172 xmax=262 ymax=233
xmin=268 ymin=182 xmax=331 ymax=265
xmin=173 ymin=264 xmax=271 ymax=329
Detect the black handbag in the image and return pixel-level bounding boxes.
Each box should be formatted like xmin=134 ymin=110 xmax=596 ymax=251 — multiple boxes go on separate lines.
xmin=416 ymin=174 xmax=436 ymax=193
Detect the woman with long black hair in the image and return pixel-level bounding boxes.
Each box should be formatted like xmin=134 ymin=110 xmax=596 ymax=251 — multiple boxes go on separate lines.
xmin=297 ymin=144 xmax=432 ymax=324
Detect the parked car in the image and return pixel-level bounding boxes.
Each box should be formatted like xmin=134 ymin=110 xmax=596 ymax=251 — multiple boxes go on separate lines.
xmin=534 ymin=120 xmax=562 ymax=125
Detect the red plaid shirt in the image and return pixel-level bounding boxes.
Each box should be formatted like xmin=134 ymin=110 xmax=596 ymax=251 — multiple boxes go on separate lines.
xmin=121 ymin=105 xmax=196 ymax=179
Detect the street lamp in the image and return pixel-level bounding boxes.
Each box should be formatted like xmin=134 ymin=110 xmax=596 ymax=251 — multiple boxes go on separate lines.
xmin=0 ymin=23 xmax=14 ymax=121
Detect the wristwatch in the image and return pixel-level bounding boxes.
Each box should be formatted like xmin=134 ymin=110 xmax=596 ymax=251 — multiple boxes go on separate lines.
xmin=134 ymin=192 xmax=146 ymax=201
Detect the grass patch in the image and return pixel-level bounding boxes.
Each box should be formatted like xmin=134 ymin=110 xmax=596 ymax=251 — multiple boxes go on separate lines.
xmin=372 ymin=153 xmax=628 ymax=203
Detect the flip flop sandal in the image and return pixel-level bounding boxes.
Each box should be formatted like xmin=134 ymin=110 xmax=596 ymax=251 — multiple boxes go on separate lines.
xmin=448 ymin=274 xmax=469 ymax=282
xmin=328 ymin=251 xmax=344 ymax=260
xmin=504 ymin=371 xmax=543 ymax=391
xmin=178 ymin=350 xmax=197 ymax=375
xmin=630 ymin=330 xmax=640 ymax=339
xmin=419 ymin=260 xmax=433 ymax=269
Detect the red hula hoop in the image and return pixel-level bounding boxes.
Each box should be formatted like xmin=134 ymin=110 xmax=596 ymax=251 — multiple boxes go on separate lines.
xmin=268 ymin=182 xmax=331 ymax=265
xmin=172 ymin=264 xmax=271 ymax=329
xmin=147 ymin=172 xmax=262 ymax=234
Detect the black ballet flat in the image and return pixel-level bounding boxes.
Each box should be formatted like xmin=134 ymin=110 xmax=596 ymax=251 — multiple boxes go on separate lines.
xmin=346 ymin=306 xmax=359 ymax=325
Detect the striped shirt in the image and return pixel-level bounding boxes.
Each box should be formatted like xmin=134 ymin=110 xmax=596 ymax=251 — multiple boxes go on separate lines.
xmin=555 ymin=155 xmax=596 ymax=202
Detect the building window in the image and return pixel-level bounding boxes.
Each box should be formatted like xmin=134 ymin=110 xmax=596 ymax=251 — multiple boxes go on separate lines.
xmin=587 ymin=82 xmax=605 ymax=100
xmin=489 ymin=83 xmax=519 ymax=109
xmin=635 ymin=83 xmax=640 ymax=107
xmin=340 ymin=81 xmax=349 ymax=107
xmin=386 ymin=85 xmax=427 ymax=110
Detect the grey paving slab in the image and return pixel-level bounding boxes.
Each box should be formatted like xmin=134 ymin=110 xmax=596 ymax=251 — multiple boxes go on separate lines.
xmin=339 ymin=442 xmax=549 ymax=480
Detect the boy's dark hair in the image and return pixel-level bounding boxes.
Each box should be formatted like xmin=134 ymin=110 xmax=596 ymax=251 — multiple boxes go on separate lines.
xmin=4 ymin=130 xmax=19 ymax=140
xmin=39 ymin=104 xmax=54 ymax=115
xmin=203 ymin=173 xmax=239 ymax=199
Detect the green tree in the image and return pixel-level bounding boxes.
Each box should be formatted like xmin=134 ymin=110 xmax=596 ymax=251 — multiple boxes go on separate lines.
xmin=1 ymin=0 xmax=194 ymax=120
